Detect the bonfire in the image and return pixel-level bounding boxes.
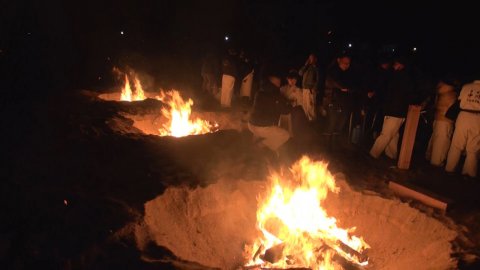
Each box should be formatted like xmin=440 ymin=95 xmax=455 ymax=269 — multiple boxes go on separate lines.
xmin=156 ymin=90 xmax=218 ymax=137
xmin=114 ymin=67 xmax=146 ymax=102
xmin=244 ymin=156 xmax=369 ymax=269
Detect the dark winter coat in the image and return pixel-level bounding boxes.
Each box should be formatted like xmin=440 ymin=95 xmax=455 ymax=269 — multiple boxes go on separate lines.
xmin=249 ymin=81 xmax=291 ymax=127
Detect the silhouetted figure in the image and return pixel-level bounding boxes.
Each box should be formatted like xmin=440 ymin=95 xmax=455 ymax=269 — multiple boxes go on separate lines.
xmin=299 ymin=53 xmax=320 ymax=121
xmin=425 ymin=78 xmax=458 ymax=166
xmin=220 ymin=48 xmax=238 ymax=108
xmin=249 ymin=72 xmax=291 ymax=152
xmin=201 ymin=52 xmax=219 ymax=95
xmin=370 ymin=56 xmax=417 ymax=159
xmin=445 ymin=78 xmax=480 ymax=177
xmin=323 ymin=54 xmax=359 ymax=149
xmin=363 ymin=56 xmax=392 ymax=141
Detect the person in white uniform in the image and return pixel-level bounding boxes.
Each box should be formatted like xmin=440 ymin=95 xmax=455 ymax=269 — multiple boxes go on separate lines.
xmin=220 ymin=48 xmax=237 ymax=108
xmin=445 ymin=79 xmax=480 ymax=178
xmin=425 ymin=78 xmax=458 ymax=166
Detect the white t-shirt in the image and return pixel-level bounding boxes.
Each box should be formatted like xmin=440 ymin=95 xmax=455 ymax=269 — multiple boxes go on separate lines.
xmin=280 ymin=84 xmax=303 ymax=107
xmin=459 ymin=80 xmax=480 ymax=111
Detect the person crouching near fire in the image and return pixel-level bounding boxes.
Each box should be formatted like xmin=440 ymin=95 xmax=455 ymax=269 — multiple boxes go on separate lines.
xmin=248 ymin=68 xmax=292 ymax=156
xmin=445 ymin=76 xmax=480 ymax=178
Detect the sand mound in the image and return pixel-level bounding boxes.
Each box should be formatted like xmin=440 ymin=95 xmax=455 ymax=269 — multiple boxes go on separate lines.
xmin=137 ymin=178 xmax=457 ymax=269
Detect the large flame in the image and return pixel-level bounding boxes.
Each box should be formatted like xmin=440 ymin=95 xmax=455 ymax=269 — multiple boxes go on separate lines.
xmin=114 ymin=67 xmax=146 ymax=101
xmin=245 ymin=156 xmax=369 ymax=269
xmin=157 ymin=90 xmax=218 ymax=137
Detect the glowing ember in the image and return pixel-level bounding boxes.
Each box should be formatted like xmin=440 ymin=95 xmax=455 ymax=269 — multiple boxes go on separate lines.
xmin=157 ymin=90 xmax=218 ymax=137
xmin=245 ymin=156 xmax=370 ymax=269
xmin=114 ymin=67 xmax=146 ymax=101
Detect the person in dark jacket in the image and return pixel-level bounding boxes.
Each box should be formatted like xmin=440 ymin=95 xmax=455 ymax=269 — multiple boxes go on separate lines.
xmin=323 ymin=54 xmax=360 ymax=148
xmin=363 ymin=56 xmax=391 ymax=140
xmin=369 ymin=56 xmax=417 ymax=159
xmin=238 ymin=49 xmax=255 ymax=101
xmin=201 ymin=52 xmax=219 ymax=95
xmin=249 ymin=72 xmax=291 ymax=151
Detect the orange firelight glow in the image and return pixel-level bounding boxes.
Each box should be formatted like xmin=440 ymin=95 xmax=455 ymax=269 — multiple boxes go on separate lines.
xmin=157 ymin=90 xmax=218 ymax=137
xmin=113 ymin=67 xmax=146 ymax=101
xmin=245 ymin=156 xmax=369 ymax=269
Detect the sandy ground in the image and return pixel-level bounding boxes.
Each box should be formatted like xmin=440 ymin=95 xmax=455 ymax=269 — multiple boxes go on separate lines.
xmin=1 ymin=88 xmax=479 ymax=269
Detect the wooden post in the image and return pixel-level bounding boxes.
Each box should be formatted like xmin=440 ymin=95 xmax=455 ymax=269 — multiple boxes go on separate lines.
xmin=398 ymin=105 xmax=421 ymax=169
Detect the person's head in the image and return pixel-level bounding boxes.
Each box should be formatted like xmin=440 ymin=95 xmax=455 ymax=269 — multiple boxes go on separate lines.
xmin=268 ymin=75 xmax=281 ymax=88
xmin=392 ymin=56 xmax=407 ymax=71
xmin=286 ymin=71 xmax=298 ymax=86
xmin=378 ymin=56 xmax=391 ymax=70
xmin=337 ymin=55 xmax=351 ymax=71
xmin=441 ymin=73 xmax=461 ymax=89
xmin=392 ymin=52 xmax=411 ymax=71
xmin=227 ymin=47 xmax=237 ymax=56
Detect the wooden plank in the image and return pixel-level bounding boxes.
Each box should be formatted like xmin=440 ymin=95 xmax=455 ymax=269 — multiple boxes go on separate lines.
xmin=398 ymin=105 xmax=421 ymax=169
xmin=388 ymin=181 xmax=450 ymax=211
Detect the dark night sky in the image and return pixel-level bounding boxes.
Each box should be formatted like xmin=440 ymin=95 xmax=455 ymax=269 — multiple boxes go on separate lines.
xmin=1 ymin=0 xmax=479 ymax=96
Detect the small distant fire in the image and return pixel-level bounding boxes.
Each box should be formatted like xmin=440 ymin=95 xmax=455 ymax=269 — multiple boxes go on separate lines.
xmin=244 ymin=156 xmax=369 ymax=269
xmin=157 ymin=90 xmax=218 ymax=137
xmin=114 ymin=67 xmax=146 ymax=102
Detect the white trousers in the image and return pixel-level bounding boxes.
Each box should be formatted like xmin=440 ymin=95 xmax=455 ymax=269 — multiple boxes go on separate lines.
xmin=302 ymin=89 xmax=316 ymax=121
xmin=370 ymin=116 xmax=405 ymax=159
xmin=240 ymin=71 xmax=254 ymax=98
xmin=221 ymin=74 xmax=235 ymax=107
xmin=445 ymin=111 xmax=480 ymax=177
xmin=278 ymin=114 xmax=293 ymax=136
xmin=248 ymin=123 xmax=290 ymax=151
xmin=426 ymin=120 xmax=454 ymax=166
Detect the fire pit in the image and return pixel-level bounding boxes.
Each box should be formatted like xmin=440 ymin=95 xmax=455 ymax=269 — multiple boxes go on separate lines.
xmin=98 ymin=67 xmax=157 ymax=102
xmin=96 ymin=69 xmax=233 ymax=137
xmin=135 ymin=157 xmax=458 ymax=269
xmin=120 ymin=109 xmax=242 ymax=137
xmin=106 ymin=89 xmax=242 ymax=137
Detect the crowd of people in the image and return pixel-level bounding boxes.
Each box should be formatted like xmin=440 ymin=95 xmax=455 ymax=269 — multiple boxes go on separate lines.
xmin=201 ymin=48 xmax=480 ymax=179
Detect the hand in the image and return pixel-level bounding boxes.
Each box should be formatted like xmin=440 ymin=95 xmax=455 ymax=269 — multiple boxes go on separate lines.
xmin=367 ymin=91 xmax=375 ymax=98
xmin=320 ymin=106 xmax=327 ymax=117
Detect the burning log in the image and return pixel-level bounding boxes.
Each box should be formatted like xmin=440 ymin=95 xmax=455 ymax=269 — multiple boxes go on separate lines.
xmin=244 ymin=157 xmax=370 ymax=269
xmin=259 ymin=243 xmax=285 ymax=264
xmin=337 ymin=240 xmax=369 ymax=264
xmin=253 ymin=244 xmax=264 ymax=262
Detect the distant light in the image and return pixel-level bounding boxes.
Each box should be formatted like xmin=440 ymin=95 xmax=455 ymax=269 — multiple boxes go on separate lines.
xmin=328 ymin=41 xmax=332 ymax=44
xmin=27 ymin=32 xmax=31 ymax=35
xmin=120 ymin=31 xmax=124 ymax=35
xmin=348 ymin=43 xmax=352 ymax=48
xmin=413 ymin=47 xmax=417 ymax=52
xmin=327 ymin=30 xmax=333 ymax=35
xmin=392 ymin=48 xmax=395 ymax=52
xmin=224 ymin=35 xmax=229 ymax=41
xmin=64 ymin=199 xmax=68 ymax=206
